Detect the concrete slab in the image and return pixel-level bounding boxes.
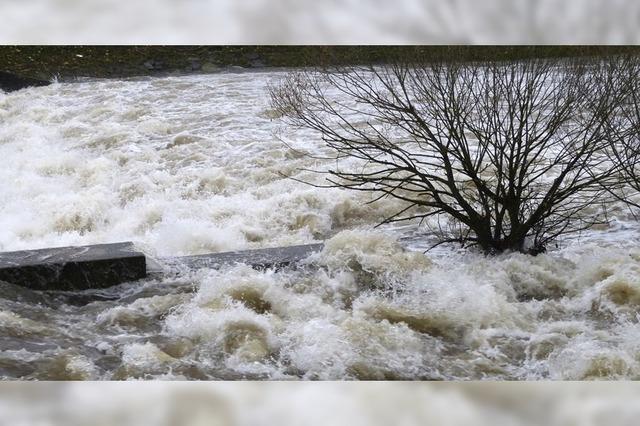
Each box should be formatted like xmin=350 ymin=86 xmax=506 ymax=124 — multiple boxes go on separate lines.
xmin=167 ymin=243 xmax=324 ymax=271
xmin=0 ymin=240 xmax=328 ymax=293
xmin=0 ymin=242 xmax=146 ymax=291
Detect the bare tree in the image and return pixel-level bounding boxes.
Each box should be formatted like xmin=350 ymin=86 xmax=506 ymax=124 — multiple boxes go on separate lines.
xmin=270 ymin=57 xmax=635 ymax=254
xmin=604 ymin=60 xmax=640 ymax=216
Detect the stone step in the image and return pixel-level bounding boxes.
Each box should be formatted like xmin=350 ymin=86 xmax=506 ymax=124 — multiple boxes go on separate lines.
xmin=0 ymin=242 xmax=147 ymax=291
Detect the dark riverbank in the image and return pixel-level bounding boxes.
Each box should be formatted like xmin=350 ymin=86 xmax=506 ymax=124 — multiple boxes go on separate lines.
xmin=2 ymin=46 xmax=639 ymax=82
xmin=0 ymin=71 xmax=51 ymax=92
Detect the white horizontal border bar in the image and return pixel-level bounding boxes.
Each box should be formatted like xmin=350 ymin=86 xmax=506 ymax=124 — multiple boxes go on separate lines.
xmin=1 ymin=0 xmax=638 ymax=44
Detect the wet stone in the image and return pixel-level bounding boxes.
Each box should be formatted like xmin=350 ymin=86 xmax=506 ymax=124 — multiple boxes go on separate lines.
xmin=169 ymin=243 xmax=324 ymax=271
xmin=0 ymin=242 xmax=147 ymax=291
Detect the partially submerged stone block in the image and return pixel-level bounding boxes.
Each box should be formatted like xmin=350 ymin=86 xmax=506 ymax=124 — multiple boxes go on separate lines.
xmin=172 ymin=243 xmax=324 ymax=271
xmin=0 ymin=242 xmax=146 ymax=291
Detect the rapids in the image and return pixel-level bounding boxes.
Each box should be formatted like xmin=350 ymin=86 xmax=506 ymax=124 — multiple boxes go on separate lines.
xmin=1 ymin=70 xmax=640 ymax=379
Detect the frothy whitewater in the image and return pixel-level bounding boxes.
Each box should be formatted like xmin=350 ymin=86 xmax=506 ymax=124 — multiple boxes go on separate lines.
xmin=1 ymin=70 xmax=640 ymax=380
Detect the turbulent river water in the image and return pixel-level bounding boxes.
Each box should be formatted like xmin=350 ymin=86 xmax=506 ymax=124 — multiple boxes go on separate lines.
xmin=1 ymin=70 xmax=640 ymax=380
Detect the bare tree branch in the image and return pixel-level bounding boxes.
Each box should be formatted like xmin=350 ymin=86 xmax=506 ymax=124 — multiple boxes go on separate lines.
xmin=270 ymin=56 xmax=638 ymax=255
